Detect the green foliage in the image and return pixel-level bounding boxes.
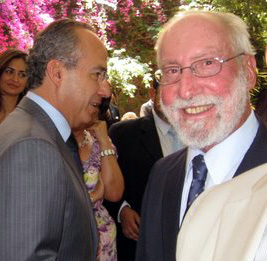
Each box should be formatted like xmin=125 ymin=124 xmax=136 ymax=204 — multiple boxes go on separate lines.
xmin=108 ymin=49 xmax=153 ymax=113
xmin=206 ymin=0 xmax=267 ymax=106
xmin=108 ymin=49 xmax=152 ymax=96
xmin=106 ymin=5 xmax=164 ymax=66
xmin=180 ymin=0 xmax=267 ymax=54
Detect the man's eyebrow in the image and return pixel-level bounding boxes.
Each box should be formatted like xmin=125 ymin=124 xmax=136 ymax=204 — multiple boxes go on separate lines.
xmin=160 ymin=49 xmax=224 ymax=67
xmin=92 ymin=66 xmax=107 ymax=71
xmin=160 ymin=60 xmax=180 ymax=67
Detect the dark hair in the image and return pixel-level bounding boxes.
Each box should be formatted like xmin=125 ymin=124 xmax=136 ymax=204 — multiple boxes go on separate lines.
xmin=27 ymin=19 xmax=95 ymax=90
xmin=0 ymin=48 xmax=28 ymax=104
xmin=153 ymin=77 xmax=159 ymax=89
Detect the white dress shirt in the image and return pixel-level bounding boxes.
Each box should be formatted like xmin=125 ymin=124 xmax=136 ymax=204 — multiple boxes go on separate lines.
xmin=180 ymin=111 xmax=259 ymax=224
xmin=26 ymin=91 xmax=71 ymax=141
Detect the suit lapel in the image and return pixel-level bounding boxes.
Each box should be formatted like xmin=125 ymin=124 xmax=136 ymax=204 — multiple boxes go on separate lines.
xmin=18 ymin=97 xmax=81 ymax=179
xmin=235 ymin=121 xmax=267 ymax=177
xmin=18 ymin=97 xmax=98 ymax=257
xmin=139 ymin=115 xmax=163 ymax=160
xmin=162 ymin=149 xmax=187 ymax=261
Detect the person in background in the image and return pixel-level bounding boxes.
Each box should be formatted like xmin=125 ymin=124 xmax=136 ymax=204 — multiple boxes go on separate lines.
xmin=105 ymin=78 xmax=184 ymax=261
xmin=120 ymin=111 xmax=138 ymax=121
xmin=100 ymin=95 xmax=120 ymax=128
xmin=0 ymin=19 xmax=111 ymax=260
xmin=139 ymin=98 xmax=153 ymax=117
xmin=136 ymin=10 xmax=267 ymax=261
xmin=0 ymin=49 xmax=28 ymax=123
xmin=73 ymin=100 xmax=124 ymax=261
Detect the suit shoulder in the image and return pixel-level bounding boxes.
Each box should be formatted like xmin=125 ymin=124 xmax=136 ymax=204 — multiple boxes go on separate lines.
xmin=0 ymin=109 xmax=56 ymax=154
xmin=109 ymin=116 xmax=154 ymax=136
xmin=148 ymin=148 xmax=187 ymax=182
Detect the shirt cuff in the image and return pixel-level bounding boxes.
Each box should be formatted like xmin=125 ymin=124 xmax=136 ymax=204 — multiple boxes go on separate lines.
xmin=117 ymin=200 xmax=131 ymax=223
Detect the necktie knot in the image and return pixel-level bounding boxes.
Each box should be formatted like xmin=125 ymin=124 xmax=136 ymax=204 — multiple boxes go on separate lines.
xmin=192 ymin=154 xmax=207 ymax=181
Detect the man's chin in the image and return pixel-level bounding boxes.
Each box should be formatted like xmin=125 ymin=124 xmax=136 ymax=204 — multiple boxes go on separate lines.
xmin=176 ymin=124 xmax=217 ymax=148
xmin=179 ymin=125 xmax=233 ymax=150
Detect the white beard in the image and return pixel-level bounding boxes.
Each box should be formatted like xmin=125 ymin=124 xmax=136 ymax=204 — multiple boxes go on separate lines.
xmin=161 ymin=72 xmax=249 ymax=149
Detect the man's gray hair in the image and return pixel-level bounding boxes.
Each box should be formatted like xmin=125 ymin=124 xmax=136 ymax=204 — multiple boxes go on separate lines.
xmin=155 ymin=11 xmax=256 ymax=65
xmin=27 ymin=19 xmax=95 ymax=89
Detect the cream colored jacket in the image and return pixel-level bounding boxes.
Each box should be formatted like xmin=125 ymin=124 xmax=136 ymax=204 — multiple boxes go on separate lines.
xmin=176 ymin=163 xmax=267 ymax=261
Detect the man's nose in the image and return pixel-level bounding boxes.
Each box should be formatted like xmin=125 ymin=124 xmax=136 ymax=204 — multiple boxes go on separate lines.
xmin=99 ymin=79 xmax=111 ymax=98
xmin=177 ymin=68 xmax=200 ymax=100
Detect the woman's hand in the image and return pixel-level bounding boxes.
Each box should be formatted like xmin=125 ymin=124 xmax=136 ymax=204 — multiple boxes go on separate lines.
xmin=87 ymin=120 xmax=110 ymax=145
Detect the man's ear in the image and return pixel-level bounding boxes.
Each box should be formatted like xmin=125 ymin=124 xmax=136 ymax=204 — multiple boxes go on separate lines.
xmin=46 ymin=60 xmax=63 ymax=88
xmin=244 ymin=55 xmax=257 ymax=91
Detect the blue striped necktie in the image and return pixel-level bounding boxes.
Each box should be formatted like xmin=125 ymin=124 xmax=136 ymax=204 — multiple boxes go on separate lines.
xmin=186 ymin=154 xmax=207 ymax=210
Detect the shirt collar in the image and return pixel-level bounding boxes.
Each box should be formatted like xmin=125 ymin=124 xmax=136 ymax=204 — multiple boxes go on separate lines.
xmin=26 ymin=91 xmax=71 ymax=142
xmin=186 ymin=111 xmax=259 ymax=184
xmin=152 ymin=108 xmax=172 ymax=135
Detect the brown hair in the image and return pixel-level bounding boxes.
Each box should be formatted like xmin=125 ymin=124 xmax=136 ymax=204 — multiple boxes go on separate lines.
xmin=0 ymin=48 xmax=28 ymax=108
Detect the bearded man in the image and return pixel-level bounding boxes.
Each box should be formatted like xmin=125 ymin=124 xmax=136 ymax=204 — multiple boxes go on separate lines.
xmin=135 ymin=10 xmax=267 ymax=261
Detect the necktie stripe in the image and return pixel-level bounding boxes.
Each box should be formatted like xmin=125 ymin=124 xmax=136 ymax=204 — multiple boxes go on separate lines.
xmin=186 ymin=154 xmax=207 ymax=211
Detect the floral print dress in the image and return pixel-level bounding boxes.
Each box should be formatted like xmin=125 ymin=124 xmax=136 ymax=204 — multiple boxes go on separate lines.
xmin=82 ymin=136 xmax=117 ymax=261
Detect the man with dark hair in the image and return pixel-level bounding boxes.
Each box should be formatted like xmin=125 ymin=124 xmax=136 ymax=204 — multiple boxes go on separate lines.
xmin=0 ymin=19 xmax=110 ymax=260
xmin=105 ymin=79 xmax=183 ymax=261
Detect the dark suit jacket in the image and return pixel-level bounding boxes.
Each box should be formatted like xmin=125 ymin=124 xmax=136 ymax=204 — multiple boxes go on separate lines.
xmin=105 ymin=114 xmax=163 ymax=260
xmin=136 ymin=121 xmax=267 ymax=261
xmin=0 ymin=97 xmax=98 ymax=260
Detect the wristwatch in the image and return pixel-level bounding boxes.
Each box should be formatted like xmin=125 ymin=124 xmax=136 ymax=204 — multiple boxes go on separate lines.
xmin=100 ymin=148 xmax=116 ymax=157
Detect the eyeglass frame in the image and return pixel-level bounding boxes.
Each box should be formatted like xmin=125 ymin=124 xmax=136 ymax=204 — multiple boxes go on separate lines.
xmin=155 ymin=52 xmax=245 ymax=85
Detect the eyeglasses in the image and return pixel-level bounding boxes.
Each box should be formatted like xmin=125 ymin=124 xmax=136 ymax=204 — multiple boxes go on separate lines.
xmin=155 ymin=53 xmax=245 ymax=85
